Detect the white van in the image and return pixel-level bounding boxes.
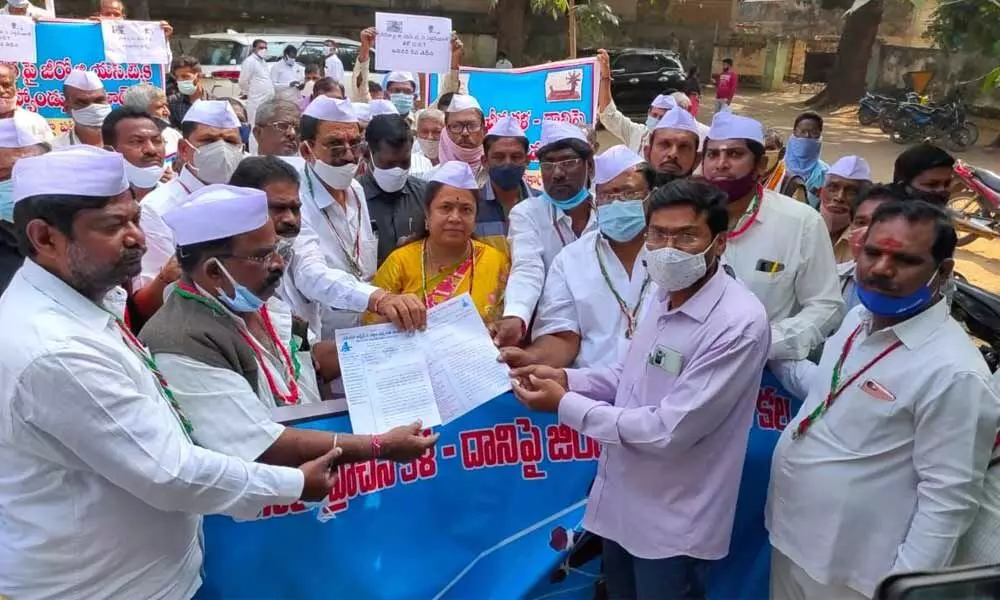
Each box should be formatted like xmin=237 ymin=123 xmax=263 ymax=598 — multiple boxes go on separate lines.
xmin=186 ymin=31 xmax=387 ymax=99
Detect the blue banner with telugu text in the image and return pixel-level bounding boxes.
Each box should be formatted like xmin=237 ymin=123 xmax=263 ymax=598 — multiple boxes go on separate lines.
xmin=10 ymin=21 xmax=165 ymax=136
xmin=426 ymin=58 xmax=598 ymax=190
xmin=197 ymin=371 xmax=802 ymax=599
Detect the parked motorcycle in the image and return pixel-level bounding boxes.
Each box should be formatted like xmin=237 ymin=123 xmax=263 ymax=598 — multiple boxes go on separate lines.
xmin=952 ymin=274 xmax=1000 ymax=372
xmin=947 ymin=160 xmax=1000 ymax=246
xmin=857 ymin=90 xmax=922 ymax=132
xmin=889 ymin=98 xmax=976 ymax=151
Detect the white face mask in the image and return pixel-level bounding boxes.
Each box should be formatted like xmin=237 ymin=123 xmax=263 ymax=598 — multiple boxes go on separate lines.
xmin=311 ymin=155 xmax=358 ymax=191
xmin=189 ymin=139 xmax=244 ymax=185
xmin=643 ymin=237 xmax=717 ymax=292
xmin=417 ymin=137 xmax=439 ymax=160
xmin=72 ymin=103 xmax=112 ymax=128
xmin=373 ymin=165 xmax=409 ymax=193
xmin=124 ymin=161 xmax=165 ymax=189
xmin=255 ymin=49 xmax=267 ymax=59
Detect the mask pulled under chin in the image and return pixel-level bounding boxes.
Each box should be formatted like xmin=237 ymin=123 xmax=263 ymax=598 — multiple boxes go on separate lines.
xmin=124 ymin=162 xmax=166 ymax=189
xmin=710 ymin=172 xmax=757 ymax=203
xmin=856 ymin=272 xmax=937 ymax=318
xmin=207 ymin=259 xmax=267 ymax=313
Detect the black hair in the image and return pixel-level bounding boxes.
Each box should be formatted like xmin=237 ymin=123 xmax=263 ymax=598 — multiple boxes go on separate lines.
xmin=722 ymin=58 xmax=733 ymax=66
xmin=869 ymin=199 xmax=957 ymax=264
xmin=300 ymin=115 xmax=320 ymax=142
xmin=170 ymin=55 xmax=200 ymax=74
xmin=436 ymin=92 xmax=455 ymax=111
xmin=483 ymin=134 xmax=529 ymax=155
xmin=252 ymin=39 xmax=267 ymax=49
xmin=893 ymin=142 xmax=955 ymax=185
xmin=176 ymin=237 xmax=235 ymax=273
xmin=794 ymin=111 xmax=823 ymax=132
xmin=305 ymin=64 xmax=321 ymax=75
xmin=282 ymin=44 xmax=297 ymax=58
xmin=645 ymin=179 xmax=729 ymax=236
xmin=366 ymin=114 xmax=413 ymax=152
xmin=13 ymin=194 xmax=111 ymax=257
xmin=412 ymin=181 xmax=481 ymax=242
xmin=641 ymin=165 xmax=660 ymax=191
xmin=536 ymin=138 xmax=594 ymax=162
xmin=368 ymin=80 xmax=383 ymax=96
xmin=101 ymin=107 xmax=157 ymax=148
xmin=853 ymin=182 xmax=907 ymax=216
xmin=313 ymin=77 xmax=339 ymax=98
xmin=228 ymin=155 xmax=300 ymax=189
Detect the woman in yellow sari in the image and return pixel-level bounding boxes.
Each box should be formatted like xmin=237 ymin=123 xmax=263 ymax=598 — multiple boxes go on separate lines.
xmin=364 ymin=161 xmax=509 ymax=324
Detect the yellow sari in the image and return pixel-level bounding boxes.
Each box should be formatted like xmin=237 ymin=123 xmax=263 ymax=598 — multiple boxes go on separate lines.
xmin=363 ymin=239 xmax=510 ymax=324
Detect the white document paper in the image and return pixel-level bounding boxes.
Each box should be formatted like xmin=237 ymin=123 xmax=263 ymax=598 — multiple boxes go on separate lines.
xmin=101 ymin=20 xmax=169 ymax=65
xmin=335 ymin=294 xmax=510 ymax=434
xmin=0 ymin=16 xmax=36 ymax=64
xmin=375 ymin=12 xmax=452 ymax=75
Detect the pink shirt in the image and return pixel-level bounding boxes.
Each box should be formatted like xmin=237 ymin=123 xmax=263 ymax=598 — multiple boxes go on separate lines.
xmin=560 ymin=268 xmax=770 ymax=560
xmin=716 ymin=71 xmax=738 ymax=100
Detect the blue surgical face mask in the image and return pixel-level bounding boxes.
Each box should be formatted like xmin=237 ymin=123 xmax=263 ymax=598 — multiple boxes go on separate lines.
xmin=598 ymin=199 xmax=647 ymax=242
xmin=0 ymin=179 xmax=13 ymax=222
xmin=784 ymin=135 xmax=822 ymax=177
xmin=542 ymin=184 xmax=591 ymax=212
xmin=490 ymin=164 xmax=526 ymax=191
xmin=212 ymin=258 xmax=266 ymax=313
xmin=390 ymin=92 xmax=414 ymax=115
xmin=856 ymin=272 xmax=937 ymax=319
xmin=645 ymin=115 xmax=659 ymax=131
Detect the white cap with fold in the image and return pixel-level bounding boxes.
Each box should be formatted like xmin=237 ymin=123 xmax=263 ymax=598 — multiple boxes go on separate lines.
xmin=64 ymin=69 xmax=104 ymax=92
xmin=182 ymin=100 xmax=241 ymax=129
xmin=595 ymin=145 xmax=644 ymax=186
xmin=486 ymin=115 xmax=527 ymax=139
xmin=352 ymin=102 xmax=372 ymax=124
xmin=827 ymin=155 xmax=872 ymax=182
xmin=303 ymin=96 xmax=358 ymax=123
xmin=0 ymin=117 xmax=43 ymax=148
xmin=369 ymin=99 xmax=401 ymax=118
xmin=163 ymin=184 xmax=270 ymax=247
xmin=385 ymin=71 xmax=417 ymax=84
xmin=650 ymin=94 xmax=678 ymax=110
xmin=707 ymin=111 xmax=764 ymax=145
xmin=12 ymin=146 xmax=129 ymax=205
xmin=654 ymin=106 xmax=701 ymax=137
xmin=538 ymin=119 xmax=588 ymax=148
xmin=445 ymin=94 xmax=482 ymax=113
xmin=7 ymin=0 xmax=29 ymax=6
xmin=430 ymin=161 xmax=478 ymax=190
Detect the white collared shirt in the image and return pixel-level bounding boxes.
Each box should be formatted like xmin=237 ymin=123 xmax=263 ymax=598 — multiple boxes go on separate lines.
xmin=239 ymin=53 xmax=274 ymax=104
xmin=767 ymin=301 xmax=1000 ymax=597
xmin=286 ymin=167 xmax=378 ymax=339
xmin=533 ymin=230 xmax=657 ymax=367
xmin=14 ymin=107 xmax=55 ymax=142
xmin=325 ymin=54 xmax=345 ymax=82
xmin=51 ymin=128 xmax=80 ymax=148
xmin=409 ymin=148 xmax=434 ymax=178
xmin=138 ymin=167 xmax=205 ymax=286
xmin=0 ymin=261 xmax=304 ymax=600
xmin=270 ymin=59 xmax=305 ymax=87
xmin=956 ymin=370 xmax=1000 ymax=566
xmin=724 ymin=189 xmax=845 ymax=360
xmin=155 ymin=297 xmax=320 ymax=461
xmin=505 ymin=194 xmax=599 ymax=324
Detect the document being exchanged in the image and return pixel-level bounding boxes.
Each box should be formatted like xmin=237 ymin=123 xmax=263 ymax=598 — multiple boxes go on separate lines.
xmin=335 ymin=294 xmax=511 ymax=435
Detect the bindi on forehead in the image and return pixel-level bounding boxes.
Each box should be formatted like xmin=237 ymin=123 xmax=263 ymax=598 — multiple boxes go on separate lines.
xmin=872 ymin=235 xmax=904 ymax=250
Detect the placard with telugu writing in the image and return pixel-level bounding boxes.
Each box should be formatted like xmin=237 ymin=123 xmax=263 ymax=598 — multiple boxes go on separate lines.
xmin=375 ymin=12 xmax=451 ymax=75
xmin=101 ymin=19 xmax=169 ymax=65
xmin=0 ymin=15 xmax=36 ymax=64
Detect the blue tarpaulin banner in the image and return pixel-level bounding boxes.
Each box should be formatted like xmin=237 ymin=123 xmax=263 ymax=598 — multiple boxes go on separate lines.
xmin=11 ymin=20 xmax=165 ymax=135
xmin=426 ymin=58 xmax=598 ymax=189
xmin=198 ymin=372 xmax=801 ymax=599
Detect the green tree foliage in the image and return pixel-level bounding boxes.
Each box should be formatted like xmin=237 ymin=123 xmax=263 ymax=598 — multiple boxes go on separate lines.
xmin=927 ymin=0 xmax=1000 ymax=57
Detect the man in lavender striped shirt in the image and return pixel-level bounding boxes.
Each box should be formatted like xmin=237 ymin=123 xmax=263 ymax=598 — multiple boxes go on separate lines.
xmin=513 ymin=179 xmax=771 ymax=599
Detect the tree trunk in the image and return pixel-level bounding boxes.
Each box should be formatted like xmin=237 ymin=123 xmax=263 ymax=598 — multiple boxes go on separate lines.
xmin=807 ymin=0 xmax=883 ymax=108
xmin=494 ymin=0 xmax=529 ymax=66
xmin=567 ymin=0 xmax=578 ymax=58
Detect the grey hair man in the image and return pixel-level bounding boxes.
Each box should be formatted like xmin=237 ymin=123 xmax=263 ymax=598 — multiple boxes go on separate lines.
xmin=253 ymin=99 xmax=302 ymax=158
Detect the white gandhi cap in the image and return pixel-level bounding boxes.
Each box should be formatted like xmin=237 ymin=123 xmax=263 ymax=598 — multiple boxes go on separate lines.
xmin=828 ymin=155 xmax=872 ymax=181
xmin=0 ymin=117 xmax=44 ymax=148
xmin=352 ymin=102 xmax=372 ymax=125
xmin=368 ymin=99 xmax=401 ymax=118
xmin=163 ymin=184 xmax=270 ymax=246
xmin=654 ymin=106 xmax=701 ymax=137
xmin=303 ymin=96 xmax=358 ymax=123
xmin=64 ymin=69 xmax=104 ymax=92
xmin=12 ymin=146 xmax=129 ymax=205
xmin=445 ymin=94 xmax=482 ymax=113
xmin=594 ymin=145 xmax=645 ymax=186
xmin=538 ymin=119 xmax=588 ymax=148
xmin=486 ymin=116 xmax=527 ymax=139
xmin=182 ymin=100 xmax=242 ymax=129
xmin=430 ymin=161 xmax=478 ymax=190
xmin=650 ymin=94 xmax=677 ymax=111
xmin=707 ymin=111 xmax=765 ymax=145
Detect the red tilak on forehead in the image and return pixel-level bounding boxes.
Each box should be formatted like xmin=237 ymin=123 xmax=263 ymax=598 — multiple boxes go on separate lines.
xmin=873 ymin=235 xmax=904 ymax=250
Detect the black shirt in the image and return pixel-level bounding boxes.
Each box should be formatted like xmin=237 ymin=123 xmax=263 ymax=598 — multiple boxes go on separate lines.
xmin=0 ymin=225 xmax=24 ymax=296
xmin=360 ymin=174 xmax=429 ymax=266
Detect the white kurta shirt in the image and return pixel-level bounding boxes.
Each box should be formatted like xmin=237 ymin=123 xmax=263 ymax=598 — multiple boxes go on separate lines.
xmin=270 ymin=60 xmax=305 ymax=87
xmin=505 ymin=194 xmax=599 ymax=325
xmin=155 ymin=296 xmax=320 ymax=461
xmin=533 ymin=230 xmax=656 ymax=367
xmin=767 ymin=301 xmax=1000 ymax=597
xmin=138 ymin=167 xmax=205 ymax=286
xmin=724 ymin=189 xmax=845 ymax=360
xmin=0 ymin=261 xmax=304 ymax=600
xmin=14 ymin=107 xmax=54 ymax=142
xmin=239 ymin=53 xmax=274 ymax=122
xmin=325 ymin=53 xmax=345 ymax=83
xmin=285 ymin=168 xmax=378 ymax=339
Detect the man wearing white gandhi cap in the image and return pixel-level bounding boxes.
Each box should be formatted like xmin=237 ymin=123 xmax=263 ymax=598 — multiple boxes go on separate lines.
xmin=0 ymin=148 xmax=343 ymax=600
xmin=647 ymin=106 xmax=704 ymax=181
xmin=500 ymin=144 xmax=657 ymax=371
xmin=474 ymin=115 xmax=537 ymax=256
xmin=292 ymin=95 xmax=427 ymax=338
xmin=819 ymin=155 xmax=872 ymax=264
xmin=494 ymin=119 xmax=599 ymax=347
xmin=136 ymin=99 xmax=245 ymax=313
xmin=53 ymin=69 xmax=111 ymax=149
xmin=0 ymin=116 xmax=49 ymax=294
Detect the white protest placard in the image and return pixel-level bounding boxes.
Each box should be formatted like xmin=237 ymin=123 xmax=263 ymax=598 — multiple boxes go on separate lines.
xmin=375 ymin=12 xmax=452 ymax=75
xmin=101 ymin=20 xmax=169 ymax=65
xmin=0 ymin=15 xmax=36 ymax=64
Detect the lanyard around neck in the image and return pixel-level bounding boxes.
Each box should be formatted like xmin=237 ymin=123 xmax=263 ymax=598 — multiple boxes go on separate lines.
xmin=305 ymin=167 xmax=363 ymax=277
xmin=594 ymin=235 xmax=651 ymax=339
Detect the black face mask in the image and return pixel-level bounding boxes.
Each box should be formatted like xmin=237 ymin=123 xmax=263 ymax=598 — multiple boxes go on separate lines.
xmin=906 ymin=185 xmax=950 ymax=206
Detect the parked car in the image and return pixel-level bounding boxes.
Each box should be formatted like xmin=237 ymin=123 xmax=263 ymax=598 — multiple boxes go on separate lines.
xmin=580 ymin=47 xmax=686 ymax=118
xmin=185 ymin=31 xmax=386 ymax=99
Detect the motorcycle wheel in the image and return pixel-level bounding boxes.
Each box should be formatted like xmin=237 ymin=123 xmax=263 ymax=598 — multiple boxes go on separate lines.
xmin=878 ymin=113 xmax=896 ymax=133
xmin=858 ymin=106 xmax=878 ymax=126
xmin=890 ymin=121 xmax=918 ymax=145
xmin=946 ymin=125 xmax=974 ymax=152
xmin=948 ymin=192 xmax=996 ymax=246
xmin=965 ymin=121 xmax=981 ymax=145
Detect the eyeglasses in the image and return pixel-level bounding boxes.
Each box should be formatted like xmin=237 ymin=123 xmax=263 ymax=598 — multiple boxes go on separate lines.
xmin=218 ymin=243 xmax=292 ymax=266
xmin=265 ymin=121 xmax=298 ymax=134
xmin=645 ymin=229 xmax=703 ymax=246
xmin=446 ymin=121 xmax=483 ymax=134
xmin=327 ymin=142 xmax=364 ymax=160
xmin=539 ymin=158 xmax=583 ymax=174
